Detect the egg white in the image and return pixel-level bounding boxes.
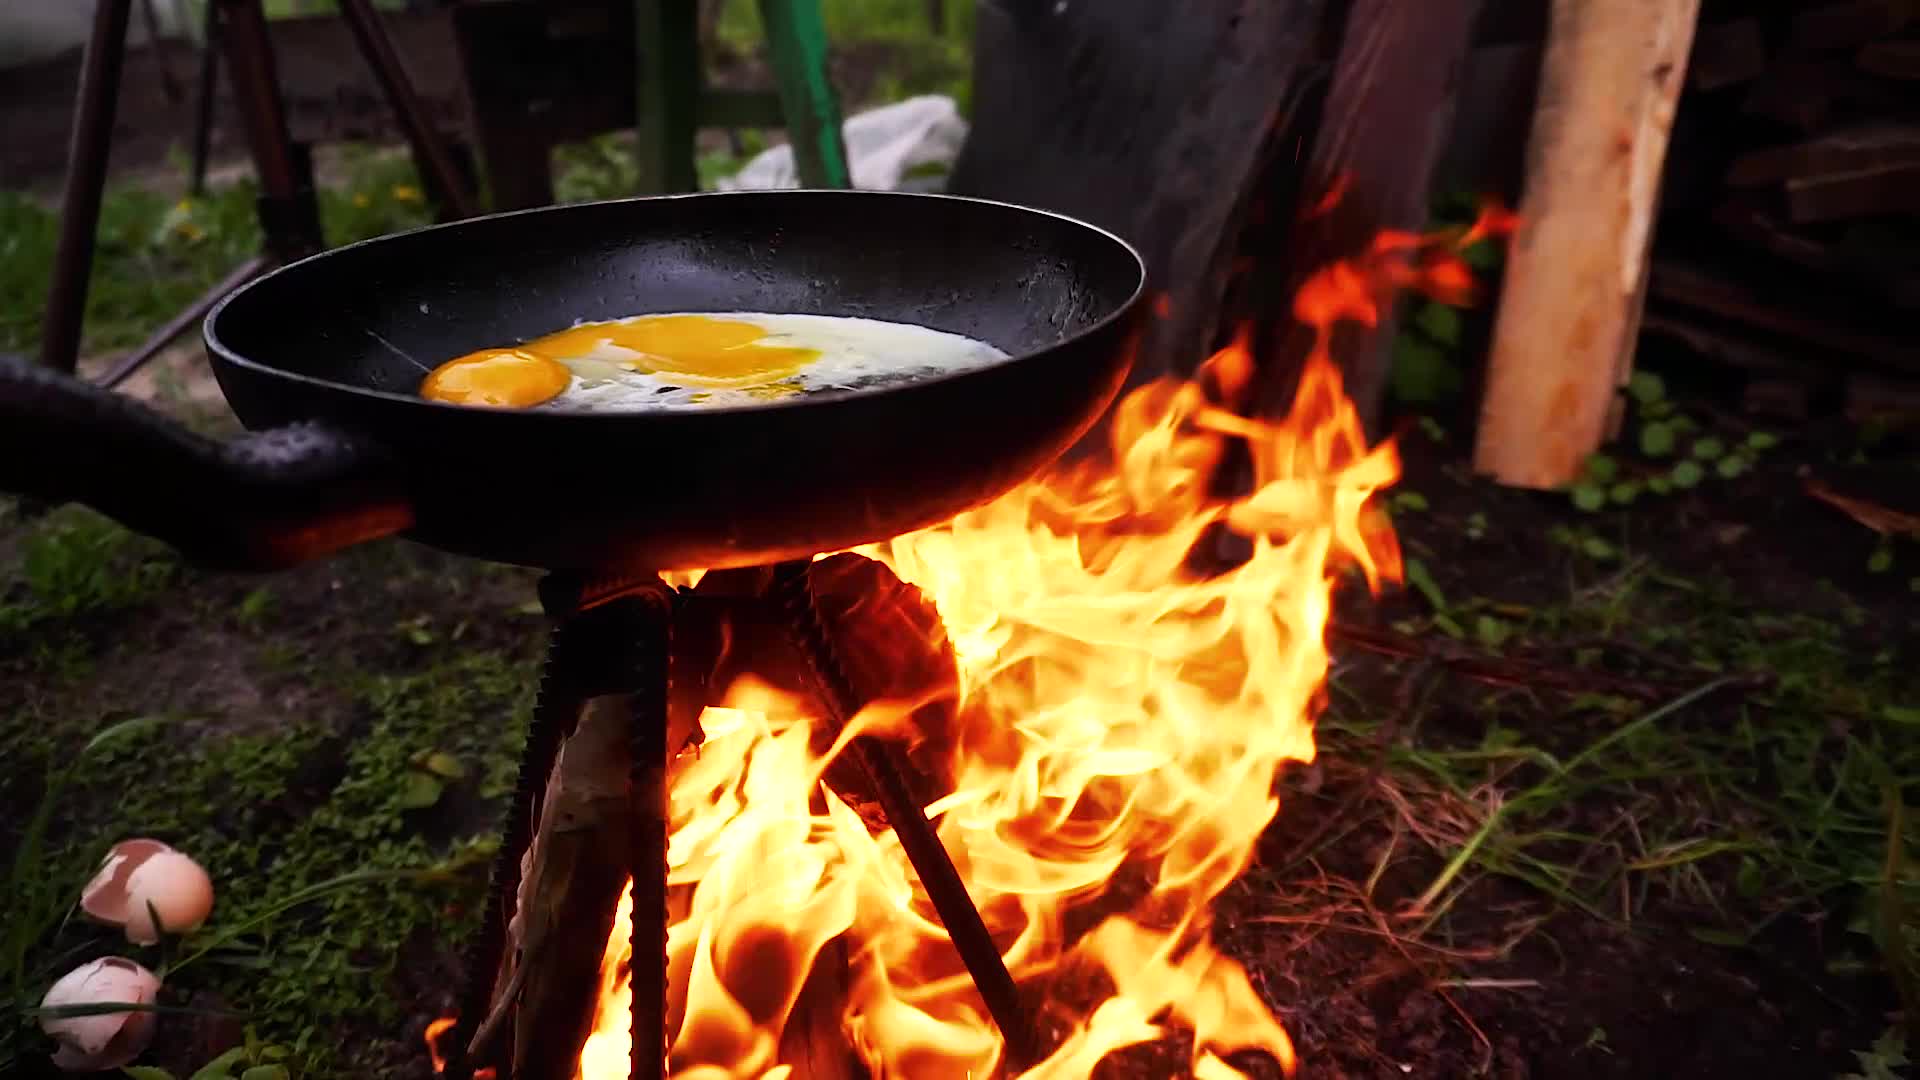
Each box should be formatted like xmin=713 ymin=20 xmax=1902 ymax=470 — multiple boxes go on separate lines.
xmin=539 ymin=312 xmax=1009 ymax=411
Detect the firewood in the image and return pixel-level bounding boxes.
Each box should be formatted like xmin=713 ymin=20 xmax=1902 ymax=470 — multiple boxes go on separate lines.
xmin=1725 ymin=125 xmax=1920 ymax=187
xmin=1743 ymin=378 xmax=1813 ymax=421
xmin=776 ymin=936 xmax=861 ymax=1080
xmin=1790 ymin=0 xmax=1914 ymax=51
xmin=1845 ymin=374 xmax=1920 ymax=429
xmin=1786 ymin=161 xmax=1920 ymax=223
xmin=1858 ymin=39 xmax=1920 ymax=80
xmin=1740 ymin=56 xmax=1899 ymax=133
xmin=1641 ymin=311 xmax=1800 ymax=374
xmin=507 ymin=698 xmax=635 ymax=1080
xmin=1648 ymin=261 xmax=1920 ymax=368
xmin=1473 ymin=0 xmax=1703 ymax=490
xmin=1689 ymin=18 xmax=1766 ymax=90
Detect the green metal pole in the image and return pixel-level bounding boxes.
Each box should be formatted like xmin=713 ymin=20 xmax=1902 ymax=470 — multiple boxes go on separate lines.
xmin=756 ymin=0 xmax=852 ymax=189
xmin=635 ymin=0 xmax=700 ymax=193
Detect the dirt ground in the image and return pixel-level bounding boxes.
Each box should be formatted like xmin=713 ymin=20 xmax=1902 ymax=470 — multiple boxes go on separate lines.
xmin=3 ymin=360 xmax=1912 ymax=1077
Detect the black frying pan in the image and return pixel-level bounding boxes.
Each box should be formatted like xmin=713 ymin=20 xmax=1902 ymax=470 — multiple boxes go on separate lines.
xmin=0 ymin=191 xmax=1146 ymax=573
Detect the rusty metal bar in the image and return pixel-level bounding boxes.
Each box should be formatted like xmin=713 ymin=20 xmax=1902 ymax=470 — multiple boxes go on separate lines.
xmin=96 ymin=254 xmax=271 ymax=390
xmin=774 ymin=562 xmax=1036 ymax=1070
xmin=40 ymin=0 xmax=134 ymax=375
xmin=188 ymin=0 xmax=222 ymax=195
xmin=334 ymin=0 xmax=479 ymax=220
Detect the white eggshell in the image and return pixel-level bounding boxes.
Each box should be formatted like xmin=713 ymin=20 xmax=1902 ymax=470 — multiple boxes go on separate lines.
xmin=80 ymin=839 xmax=215 ymax=944
xmin=38 ymin=956 xmax=161 ymax=1071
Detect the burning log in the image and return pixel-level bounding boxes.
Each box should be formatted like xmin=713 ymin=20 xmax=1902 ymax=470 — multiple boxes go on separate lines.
xmin=505 ymin=697 xmax=634 ymax=1079
xmin=1473 ymin=0 xmax=1703 ymax=490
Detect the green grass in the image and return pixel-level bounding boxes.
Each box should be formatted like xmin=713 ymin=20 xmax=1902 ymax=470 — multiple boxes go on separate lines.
xmin=1316 ymin=482 xmax=1920 ymax=1031
xmin=0 ymin=147 xmax=434 ymax=359
xmin=0 ymin=503 xmax=540 ymax=1076
xmin=717 ymin=0 xmax=975 ymax=110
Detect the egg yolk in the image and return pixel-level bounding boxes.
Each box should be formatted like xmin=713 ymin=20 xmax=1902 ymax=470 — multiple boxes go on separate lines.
xmin=419 ymin=348 xmax=572 ymax=408
xmin=530 ymin=315 xmax=821 ymax=386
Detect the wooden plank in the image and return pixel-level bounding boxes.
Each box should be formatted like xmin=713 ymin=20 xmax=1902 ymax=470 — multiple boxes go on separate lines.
xmin=1786 ymin=161 xmax=1920 ymax=222
xmin=1726 ymin=125 xmax=1920 ymax=187
xmin=1249 ymin=0 xmax=1488 ymax=434
xmin=1472 ymin=0 xmax=1703 ymax=490
xmin=1858 ymin=39 xmax=1920 ymax=79
xmin=947 ymin=0 xmax=1328 ymax=394
xmin=1790 ymin=0 xmax=1914 ymax=51
xmin=1741 ymin=54 xmax=1902 ymax=133
xmin=1648 ymin=261 xmax=1920 ymax=369
xmin=1688 ymin=18 xmax=1765 ymax=90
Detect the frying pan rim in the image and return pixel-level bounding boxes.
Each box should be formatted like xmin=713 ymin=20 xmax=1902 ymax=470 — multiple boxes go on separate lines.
xmin=201 ymin=188 xmax=1148 ymax=423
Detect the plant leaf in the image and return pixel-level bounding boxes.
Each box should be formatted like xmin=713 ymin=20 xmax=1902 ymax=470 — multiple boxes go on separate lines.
xmin=1716 ymin=454 xmax=1750 ymax=479
xmin=122 ymin=1069 xmax=177 ymax=1080
xmin=1628 ymin=371 xmax=1666 ymax=405
xmin=1413 ymin=301 xmax=1462 ymax=346
xmin=396 ymin=773 xmax=444 ymax=810
xmin=1693 ymin=437 xmax=1727 ymax=460
xmin=1609 ymin=482 xmax=1641 ymax=506
xmin=190 ymin=1047 xmax=250 ymax=1080
xmin=239 ymin=1068 xmax=291 ymax=1080
xmin=1571 ymin=483 xmax=1608 ymax=512
xmin=1583 ymin=454 xmax=1620 ymax=484
xmin=1671 ymin=461 xmax=1705 ymax=489
xmin=1404 ymin=558 xmax=1448 ymax=614
xmin=1747 ymin=431 xmax=1779 ymax=450
xmin=1640 ymin=422 xmax=1676 ymax=457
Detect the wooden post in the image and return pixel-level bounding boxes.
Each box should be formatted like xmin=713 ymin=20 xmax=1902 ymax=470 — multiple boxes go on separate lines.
xmin=1472 ymin=0 xmax=1704 ymax=489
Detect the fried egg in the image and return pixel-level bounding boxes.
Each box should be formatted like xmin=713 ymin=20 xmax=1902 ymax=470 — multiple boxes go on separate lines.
xmin=417 ymin=312 xmax=1008 ymax=411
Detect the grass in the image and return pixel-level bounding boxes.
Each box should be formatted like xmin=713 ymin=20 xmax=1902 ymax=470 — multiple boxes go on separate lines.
xmin=0 ymin=147 xmax=434 ymax=360
xmin=1292 ymin=414 xmax=1920 ymax=1065
xmin=0 ymin=501 xmax=540 ymax=1076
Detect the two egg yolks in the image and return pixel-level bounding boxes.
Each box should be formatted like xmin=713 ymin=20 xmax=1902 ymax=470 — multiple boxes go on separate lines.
xmin=417 ymin=315 xmax=823 ymax=408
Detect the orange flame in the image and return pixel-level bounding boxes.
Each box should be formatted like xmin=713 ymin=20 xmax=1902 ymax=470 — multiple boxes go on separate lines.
xmin=425 ymin=1016 xmax=495 ymax=1079
xmin=546 ymin=203 xmax=1515 ymax=1079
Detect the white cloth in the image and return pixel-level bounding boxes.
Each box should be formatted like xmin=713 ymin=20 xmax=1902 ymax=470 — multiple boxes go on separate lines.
xmin=715 ymin=94 xmax=968 ymax=193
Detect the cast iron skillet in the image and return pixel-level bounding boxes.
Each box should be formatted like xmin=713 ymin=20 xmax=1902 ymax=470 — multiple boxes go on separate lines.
xmin=0 ymin=190 xmax=1146 ymax=573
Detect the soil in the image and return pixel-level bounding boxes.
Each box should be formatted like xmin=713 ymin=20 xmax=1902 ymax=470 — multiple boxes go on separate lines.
xmin=6 ymin=393 xmax=1909 ymax=1077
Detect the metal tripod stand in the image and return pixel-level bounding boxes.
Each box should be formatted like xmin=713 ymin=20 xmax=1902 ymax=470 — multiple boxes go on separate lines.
xmin=39 ymin=0 xmax=478 ymax=388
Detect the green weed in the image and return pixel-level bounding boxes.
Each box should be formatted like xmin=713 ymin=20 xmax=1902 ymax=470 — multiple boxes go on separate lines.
xmin=0 ymin=507 xmax=175 ymax=643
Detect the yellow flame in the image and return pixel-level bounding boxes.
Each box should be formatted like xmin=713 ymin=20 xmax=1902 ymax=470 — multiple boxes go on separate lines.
xmin=558 ymin=206 xmax=1514 ymax=1079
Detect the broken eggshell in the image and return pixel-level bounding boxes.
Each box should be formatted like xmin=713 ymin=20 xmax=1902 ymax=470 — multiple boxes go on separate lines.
xmin=80 ymin=838 xmax=215 ymax=944
xmin=38 ymin=956 xmax=162 ymax=1071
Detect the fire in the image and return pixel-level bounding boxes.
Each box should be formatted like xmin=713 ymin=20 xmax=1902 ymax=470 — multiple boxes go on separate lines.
xmin=439 ymin=203 xmax=1511 ymax=1079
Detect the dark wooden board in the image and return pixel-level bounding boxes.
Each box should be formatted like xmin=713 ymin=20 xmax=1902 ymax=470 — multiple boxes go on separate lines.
xmin=1253 ymin=0 xmax=1488 ymax=433
xmin=947 ymin=0 xmax=1329 ymax=395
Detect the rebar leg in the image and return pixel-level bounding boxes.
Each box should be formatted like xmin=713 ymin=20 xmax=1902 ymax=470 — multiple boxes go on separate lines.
xmin=215 ymin=0 xmax=322 ymax=260
xmin=442 ymin=611 xmax=596 ymax=1079
xmin=619 ymin=589 xmax=674 ymax=1080
xmin=41 ymin=0 xmax=133 ymax=375
xmin=773 ymin=562 xmax=1036 ymax=1069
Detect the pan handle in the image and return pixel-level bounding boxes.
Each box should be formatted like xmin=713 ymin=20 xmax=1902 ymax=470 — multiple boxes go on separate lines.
xmin=0 ymin=355 xmax=413 ymax=571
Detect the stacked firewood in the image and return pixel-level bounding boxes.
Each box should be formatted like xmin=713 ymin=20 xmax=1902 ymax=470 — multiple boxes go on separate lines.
xmin=1645 ymin=0 xmax=1920 ymax=421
